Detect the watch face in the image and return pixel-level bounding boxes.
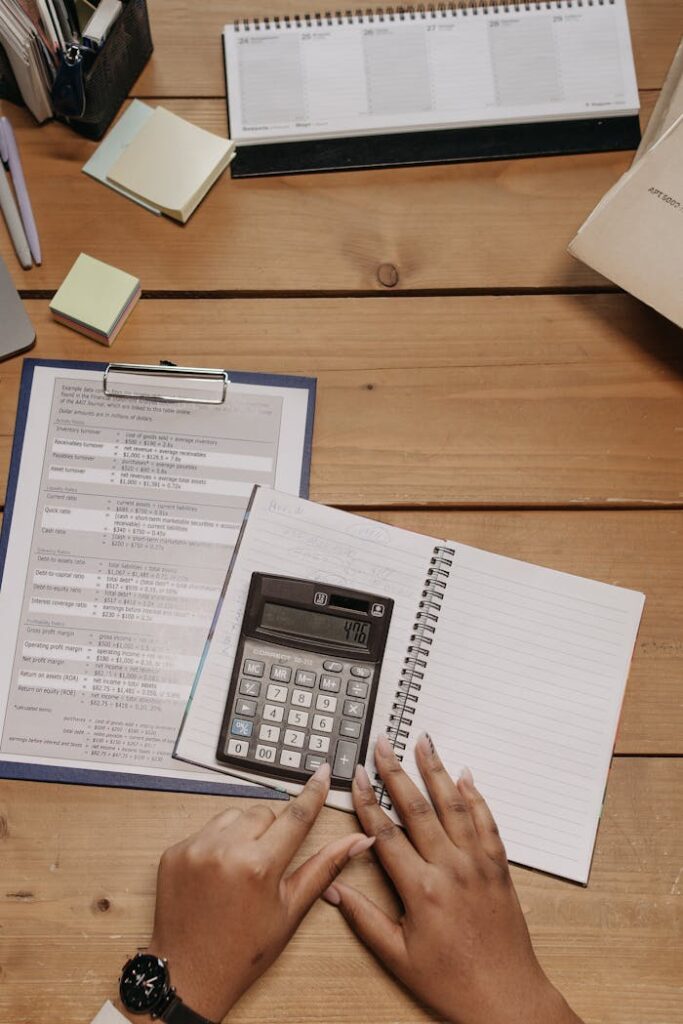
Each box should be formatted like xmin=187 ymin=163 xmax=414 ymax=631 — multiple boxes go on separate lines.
xmin=120 ymin=954 xmax=169 ymax=1014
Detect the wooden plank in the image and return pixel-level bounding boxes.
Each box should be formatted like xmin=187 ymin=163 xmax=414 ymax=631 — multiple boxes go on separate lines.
xmin=0 ymin=501 xmax=680 ymax=756
xmin=0 ymin=93 xmax=663 ymax=293
xmin=135 ymin=0 xmax=683 ymax=97
xmin=0 ymin=758 xmax=679 ymax=1024
xmin=1 ymin=296 xmax=681 ymax=508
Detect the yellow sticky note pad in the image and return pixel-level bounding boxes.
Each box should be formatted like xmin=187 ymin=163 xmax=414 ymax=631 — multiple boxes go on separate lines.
xmin=50 ymin=253 xmax=141 ymax=345
xmin=106 ymin=107 xmax=235 ymax=223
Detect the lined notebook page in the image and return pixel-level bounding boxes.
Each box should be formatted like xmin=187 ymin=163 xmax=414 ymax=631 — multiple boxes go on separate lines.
xmin=403 ymin=542 xmax=644 ymax=883
xmin=175 ymin=487 xmax=435 ymax=810
xmin=224 ymin=0 xmax=638 ymax=144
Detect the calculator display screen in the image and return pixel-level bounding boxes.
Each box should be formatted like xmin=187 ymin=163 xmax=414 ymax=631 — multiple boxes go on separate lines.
xmin=261 ymin=603 xmax=370 ymax=648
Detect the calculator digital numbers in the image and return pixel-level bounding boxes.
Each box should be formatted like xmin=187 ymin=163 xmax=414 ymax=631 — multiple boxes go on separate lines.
xmin=216 ymin=574 xmax=393 ymax=790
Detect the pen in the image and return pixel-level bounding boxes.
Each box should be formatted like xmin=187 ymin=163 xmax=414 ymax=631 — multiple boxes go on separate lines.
xmin=0 ymin=163 xmax=32 ymax=270
xmin=46 ymin=0 xmax=67 ymax=51
xmin=52 ymin=0 xmax=76 ymax=42
xmin=36 ymin=0 xmax=61 ymax=52
xmin=0 ymin=118 xmax=42 ymax=266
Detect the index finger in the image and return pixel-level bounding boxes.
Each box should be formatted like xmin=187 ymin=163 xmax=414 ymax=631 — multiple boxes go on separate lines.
xmin=264 ymin=762 xmax=331 ymax=868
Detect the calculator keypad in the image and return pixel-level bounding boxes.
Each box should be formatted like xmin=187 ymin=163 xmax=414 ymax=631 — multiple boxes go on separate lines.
xmin=221 ymin=639 xmax=376 ymax=786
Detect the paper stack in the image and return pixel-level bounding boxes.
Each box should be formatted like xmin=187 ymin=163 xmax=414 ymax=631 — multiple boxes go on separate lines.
xmin=0 ymin=0 xmax=54 ymax=122
xmin=635 ymin=38 xmax=683 ymax=161
xmin=569 ymin=37 xmax=683 ymax=330
xmin=50 ymin=252 xmax=140 ymax=345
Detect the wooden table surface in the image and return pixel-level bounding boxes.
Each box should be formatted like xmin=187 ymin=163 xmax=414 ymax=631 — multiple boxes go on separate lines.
xmin=1 ymin=2 xmax=682 ymax=1022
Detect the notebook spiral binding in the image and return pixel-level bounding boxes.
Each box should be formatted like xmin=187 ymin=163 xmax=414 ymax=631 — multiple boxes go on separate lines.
xmin=372 ymin=544 xmax=455 ymax=809
xmin=233 ymin=0 xmax=613 ymax=31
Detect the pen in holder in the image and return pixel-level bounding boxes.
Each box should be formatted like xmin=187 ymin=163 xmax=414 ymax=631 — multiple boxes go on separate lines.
xmin=0 ymin=0 xmax=153 ymax=141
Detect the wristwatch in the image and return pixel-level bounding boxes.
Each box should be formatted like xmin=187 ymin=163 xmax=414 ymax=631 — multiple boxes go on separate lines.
xmin=119 ymin=953 xmax=216 ymax=1024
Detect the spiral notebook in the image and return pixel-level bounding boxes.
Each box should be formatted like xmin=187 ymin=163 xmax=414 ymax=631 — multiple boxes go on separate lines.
xmin=175 ymin=487 xmax=644 ymax=883
xmin=223 ymin=0 xmax=641 ymax=177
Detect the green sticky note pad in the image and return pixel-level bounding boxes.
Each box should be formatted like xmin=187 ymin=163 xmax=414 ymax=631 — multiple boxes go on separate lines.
xmin=50 ymin=253 xmax=141 ymax=344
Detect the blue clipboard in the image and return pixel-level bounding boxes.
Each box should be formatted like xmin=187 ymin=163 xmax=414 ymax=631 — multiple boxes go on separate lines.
xmin=0 ymin=359 xmax=316 ymax=799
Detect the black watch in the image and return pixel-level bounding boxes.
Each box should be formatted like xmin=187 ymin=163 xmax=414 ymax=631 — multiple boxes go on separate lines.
xmin=119 ymin=953 xmax=217 ymax=1024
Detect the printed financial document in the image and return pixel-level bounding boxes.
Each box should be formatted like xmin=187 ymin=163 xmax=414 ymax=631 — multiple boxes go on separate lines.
xmin=0 ymin=364 xmax=313 ymax=790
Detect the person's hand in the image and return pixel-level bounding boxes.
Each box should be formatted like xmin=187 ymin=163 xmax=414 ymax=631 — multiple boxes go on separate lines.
xmin=116 ymin=763 xmax=374 ymax=1023
xmin=322 ymin=734 xmax=584 ymax=1024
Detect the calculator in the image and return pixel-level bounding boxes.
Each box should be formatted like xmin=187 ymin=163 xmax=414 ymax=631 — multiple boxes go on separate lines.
xmin=216 ymin=573 xmax=393 ymax=790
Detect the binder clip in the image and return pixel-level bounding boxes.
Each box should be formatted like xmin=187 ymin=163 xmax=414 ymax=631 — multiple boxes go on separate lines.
xmin=103 ymin=363 xmax=229 ymax=404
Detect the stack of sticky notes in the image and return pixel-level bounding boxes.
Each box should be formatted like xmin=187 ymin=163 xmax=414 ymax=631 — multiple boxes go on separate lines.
xmin=83 ymin=101 xmax=235 ymax=223
xmin=50 ymin=253 xmax=140 ymax=345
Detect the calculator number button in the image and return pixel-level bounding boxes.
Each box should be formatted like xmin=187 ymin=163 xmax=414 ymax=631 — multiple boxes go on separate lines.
xmin=316 ymin=693 xmax=338 ymax=714
xmin=226 ymin=739 xmax=249 ymax=758
xmin=333 ymin=740 xmax=358 ymax=780
xmin=287 ymin=709 xmax=309 ymax=728
xmin=323 ymin=661 xmax=344 ymax=673
xmin=312 ymin=714 xmax=334 ymax=733
xmin=270 ymin=664 xmax=292 ymax=683
xmin=350 ymin=666 xmax=371 ymax=679
xmin=319 ymin=674 xmax=341 ymax=693
xmin=309 ymin=734 xmax=330 ymax=754
xmin=343 ymin=700 xmax=365 ymax=719
xmin=295 ymin=670 xmax=316 ymax=687
xmin=280 ymin=750 xmax=301 ymax=769
xmin=259 ymin=724 xmax=281 ymax=743
xmin=340 ymin=719 xmax=361 ymax=739
xmin=291 ymin=689 xmax=313 ymax=708
xmin=239 ymin=679 xmax=261 ymax=698
xmin=284 ymin=729 xmax=306 ymax=748
xmin=231 ymin=718 xmax=253 ymax=737
xmin=346 ymin=680 xmax=368 ymax=699
xmin=263 ymin=703 xmax=284 ymax=722
xmin=243 ymin=659 xmax=265 ymax=677
xmin=267 ymin=684 xmax=288 ymax=703
xmin=235 ymin=698 xmax=257 ymax=716
xmin=255 ymin=744 xmax=276 ymax=763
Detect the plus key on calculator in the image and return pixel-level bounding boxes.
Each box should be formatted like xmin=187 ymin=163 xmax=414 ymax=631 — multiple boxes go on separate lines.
xmin=216 ymin=573 xmax=393 ymax=790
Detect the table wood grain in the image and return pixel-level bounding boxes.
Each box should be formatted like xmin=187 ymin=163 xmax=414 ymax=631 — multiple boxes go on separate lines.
xmin=0 ymin=2 xmax=680 ymax=1023
xmin=1 ymin=298 xmax=680 ymax=509
xmin=0 ymin=93 xmax=671 ymax=293
xmin=0 ymin=758 xmax=680 ymax=1024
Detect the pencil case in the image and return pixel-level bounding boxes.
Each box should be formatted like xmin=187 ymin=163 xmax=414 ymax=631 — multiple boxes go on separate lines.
xmin=0 ymin=0 xmax=153 ymax=141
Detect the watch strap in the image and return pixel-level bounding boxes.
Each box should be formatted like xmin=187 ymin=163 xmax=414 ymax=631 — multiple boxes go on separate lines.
xmin=162 ymin=995 xmax=216 ymax=1024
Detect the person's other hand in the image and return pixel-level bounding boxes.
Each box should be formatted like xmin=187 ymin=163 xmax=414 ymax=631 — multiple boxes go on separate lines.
xmin=322 ymin=734 xmax=584 ymax=1024
xmin=117 ymin=763 xmax=373 ymax=1023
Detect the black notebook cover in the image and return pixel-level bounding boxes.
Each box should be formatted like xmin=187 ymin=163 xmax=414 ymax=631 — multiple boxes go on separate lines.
xmin=229 ymin=115 xmax=642 ymax=179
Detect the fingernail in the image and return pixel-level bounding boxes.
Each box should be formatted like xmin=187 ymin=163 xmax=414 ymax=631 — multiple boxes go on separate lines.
xmin=354 ymin=763 xmax=371 ymax=789
xmin=375 ymin=734 xmax=395 ymax=759
xmin=311 ymin=762 xmax=331 ymax=783
xmin=348 ymin=835 xmax=376 ymax=859
xmin=322 ymin=884 xmax=341 ymax=906
xmin=417 ymin=731 xmax=436 ymax=756
xmin=459 ymin=766 xmax=474 ymax=786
